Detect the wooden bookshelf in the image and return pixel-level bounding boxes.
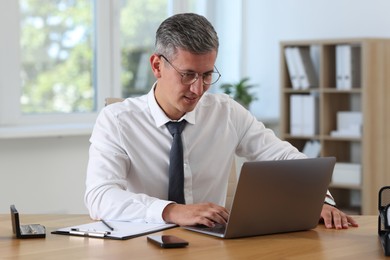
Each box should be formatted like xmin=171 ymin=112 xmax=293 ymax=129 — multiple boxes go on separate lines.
xmin=280 ymin=38 xmax=390 ymax=215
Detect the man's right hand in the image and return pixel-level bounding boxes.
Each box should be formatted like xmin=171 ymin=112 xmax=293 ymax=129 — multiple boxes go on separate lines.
xmin=162 ymin=203 xmax=229 ymax=227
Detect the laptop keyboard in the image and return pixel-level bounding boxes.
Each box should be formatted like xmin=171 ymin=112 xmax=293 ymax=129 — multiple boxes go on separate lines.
xmin=195 ymin=223 xmax=226 ymax=234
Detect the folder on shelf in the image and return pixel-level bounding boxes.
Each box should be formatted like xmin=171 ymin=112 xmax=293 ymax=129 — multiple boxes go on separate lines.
xmin=302 ymin=95 xmax=319 ymax=135
xmin=336 ymin=45 xmax=345 ymax=89
xmin=290 ymin=95 xmax=303 ymax=135
xmin=336 ymin=44 xmax=361 ymax=89
xmin=293 ymin=47 xmax=318 ymax=89
xmin=302 ymin=140 xmax=321 ymax=158
xmin=290 ymin=94 xmax=318 ymax=136
xmin=52 ymin=220 xmax=176 ymax=240
xmin=332 ymin=163 xmax=361 ymax=186
xmin=284 ymin=47 xmax=301 ymax=89
xmin=330 ymin=111 xmax=362 ymax=138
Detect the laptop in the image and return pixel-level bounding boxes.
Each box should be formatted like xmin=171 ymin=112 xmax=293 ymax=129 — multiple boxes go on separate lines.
xmin=183 ymin=157 xmax=336 ymax=238
xmin=10 ymin=205 xmax=46 ymax=238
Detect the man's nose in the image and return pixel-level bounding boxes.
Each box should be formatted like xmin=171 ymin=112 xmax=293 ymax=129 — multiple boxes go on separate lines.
xmin=189 ymin=77 xmax=204 ymax=95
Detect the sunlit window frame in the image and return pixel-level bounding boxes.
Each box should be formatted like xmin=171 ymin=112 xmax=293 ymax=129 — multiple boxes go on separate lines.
xmin=0 ymin=1 xmax=111 ymax=130
xmin=0 ymin=0 xmax=212 ymax=138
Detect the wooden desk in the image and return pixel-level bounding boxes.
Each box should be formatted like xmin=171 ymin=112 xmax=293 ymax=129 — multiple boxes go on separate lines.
xmin=0 ymin=215 xmax=386 ymax=259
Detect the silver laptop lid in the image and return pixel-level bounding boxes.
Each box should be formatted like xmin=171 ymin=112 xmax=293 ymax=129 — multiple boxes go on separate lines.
xmin=223 ymin=157 xmax=335 ymax=238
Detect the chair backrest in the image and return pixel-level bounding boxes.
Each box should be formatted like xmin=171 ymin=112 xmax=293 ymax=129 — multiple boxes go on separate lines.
xmin=104 ymin=97 xmax=238 ymax=210
xmin=105 ymin=97 xmax=125 ymax=106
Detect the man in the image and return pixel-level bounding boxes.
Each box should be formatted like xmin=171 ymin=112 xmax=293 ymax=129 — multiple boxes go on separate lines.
xmin=85 ymin=13 xmax=358 ymax=230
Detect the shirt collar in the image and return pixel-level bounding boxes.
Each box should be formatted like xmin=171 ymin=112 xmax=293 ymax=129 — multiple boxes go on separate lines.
xmin=147 ymin=82 xmax=196 ymax=128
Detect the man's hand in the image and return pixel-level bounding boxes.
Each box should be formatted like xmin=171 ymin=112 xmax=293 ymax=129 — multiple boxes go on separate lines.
xmin=162 ymin=203 xmax=229 ymax=227
xmin=320 ymin=203 xmax=359 ymax=229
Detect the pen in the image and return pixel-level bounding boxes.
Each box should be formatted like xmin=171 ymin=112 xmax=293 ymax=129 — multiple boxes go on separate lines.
xmin=101 ymin=220 xmax=114 ymax=231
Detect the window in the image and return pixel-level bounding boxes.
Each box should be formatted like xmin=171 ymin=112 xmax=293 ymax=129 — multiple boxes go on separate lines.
xmin=0 ymin=0 xmax=219 ymax=135
xmin=119 ymin=0 xmax=168 ymax=97
xmin=118 ymin=0 xmax=201 ymax=98
xmin=20 ymin=0 xmax=95 ymax=114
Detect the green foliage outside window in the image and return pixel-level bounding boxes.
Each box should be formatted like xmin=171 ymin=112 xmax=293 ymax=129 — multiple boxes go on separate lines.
xmin=119 ymin=0 xmax=167 ymax=98
xmin=20 ymin=0 xmax=168 ymax=114
xmin=20 ymin=0 xmax=94 ymax=114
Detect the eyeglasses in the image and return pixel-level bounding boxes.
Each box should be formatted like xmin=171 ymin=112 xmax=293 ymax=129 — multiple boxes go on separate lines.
xmin=160 ymin=55 xmax=221 ymax=86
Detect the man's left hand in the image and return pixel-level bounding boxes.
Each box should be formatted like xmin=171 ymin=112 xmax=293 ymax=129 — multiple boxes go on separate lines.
xmin=320 ymin=204 xmax=359 ymax=229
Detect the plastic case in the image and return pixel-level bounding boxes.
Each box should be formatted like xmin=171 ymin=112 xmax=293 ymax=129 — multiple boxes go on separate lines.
xmin=378 ymin=186 xmax=390 ymax=256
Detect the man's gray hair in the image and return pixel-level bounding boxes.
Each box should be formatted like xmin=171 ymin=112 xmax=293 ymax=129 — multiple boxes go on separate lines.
xmin=155 ymin=13 xmax=219 ymax=59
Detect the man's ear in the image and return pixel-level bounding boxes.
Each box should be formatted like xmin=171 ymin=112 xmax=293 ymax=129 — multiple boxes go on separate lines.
xmin=150 ymin=54 xmax=162 ymax=78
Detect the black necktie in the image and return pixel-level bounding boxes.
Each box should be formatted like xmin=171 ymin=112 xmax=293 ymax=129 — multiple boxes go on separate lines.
xmin=166 ymin=120 xmax=186 ymax=204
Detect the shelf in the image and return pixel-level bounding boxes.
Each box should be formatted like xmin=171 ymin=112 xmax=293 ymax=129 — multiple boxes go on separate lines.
xmin=329 ymin=183 xmax=361 ymax=190
xmin=280 ymin=38 xmax=390 ymax=215
xmin=322 ymin=88 xmax=362 ymax=94
xmin=283 ymin=134 xmax=321 ymax=140
xmin=283 ymin=88 xmax=320 ymax=94
xmin=338 ymin=207 xmax=361 ymax=215
xmin=322 ymin=136 xmax=361 ymax=142
xmin=284 ymin=134 xmax=361 ymax=142
xmin=283 ymin=88 xmax=362 ymax=94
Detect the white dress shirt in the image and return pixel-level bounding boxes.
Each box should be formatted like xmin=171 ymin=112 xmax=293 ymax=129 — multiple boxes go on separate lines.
xmin=85 ymin=85 xmax=306 ymax=223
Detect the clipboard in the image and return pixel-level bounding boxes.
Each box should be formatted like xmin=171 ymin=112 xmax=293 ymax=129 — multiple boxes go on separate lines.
xmin=52 ymin=220 xmax=176 ymax=240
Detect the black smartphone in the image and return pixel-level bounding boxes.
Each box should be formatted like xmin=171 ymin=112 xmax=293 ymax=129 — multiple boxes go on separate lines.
xmin=147 ymin=235 xmax=189 ymax=248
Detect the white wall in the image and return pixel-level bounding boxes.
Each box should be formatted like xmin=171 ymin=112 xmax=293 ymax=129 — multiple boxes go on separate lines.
xmin=2 ymin=0 xmax=390 ymax=214
xmin=213 ymin=0 xmax=242 ymax=86
xmin=243 ymin=0 xmax=390 ymax=121
xmin=0 ymin=136 xmax=90 ymax=214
